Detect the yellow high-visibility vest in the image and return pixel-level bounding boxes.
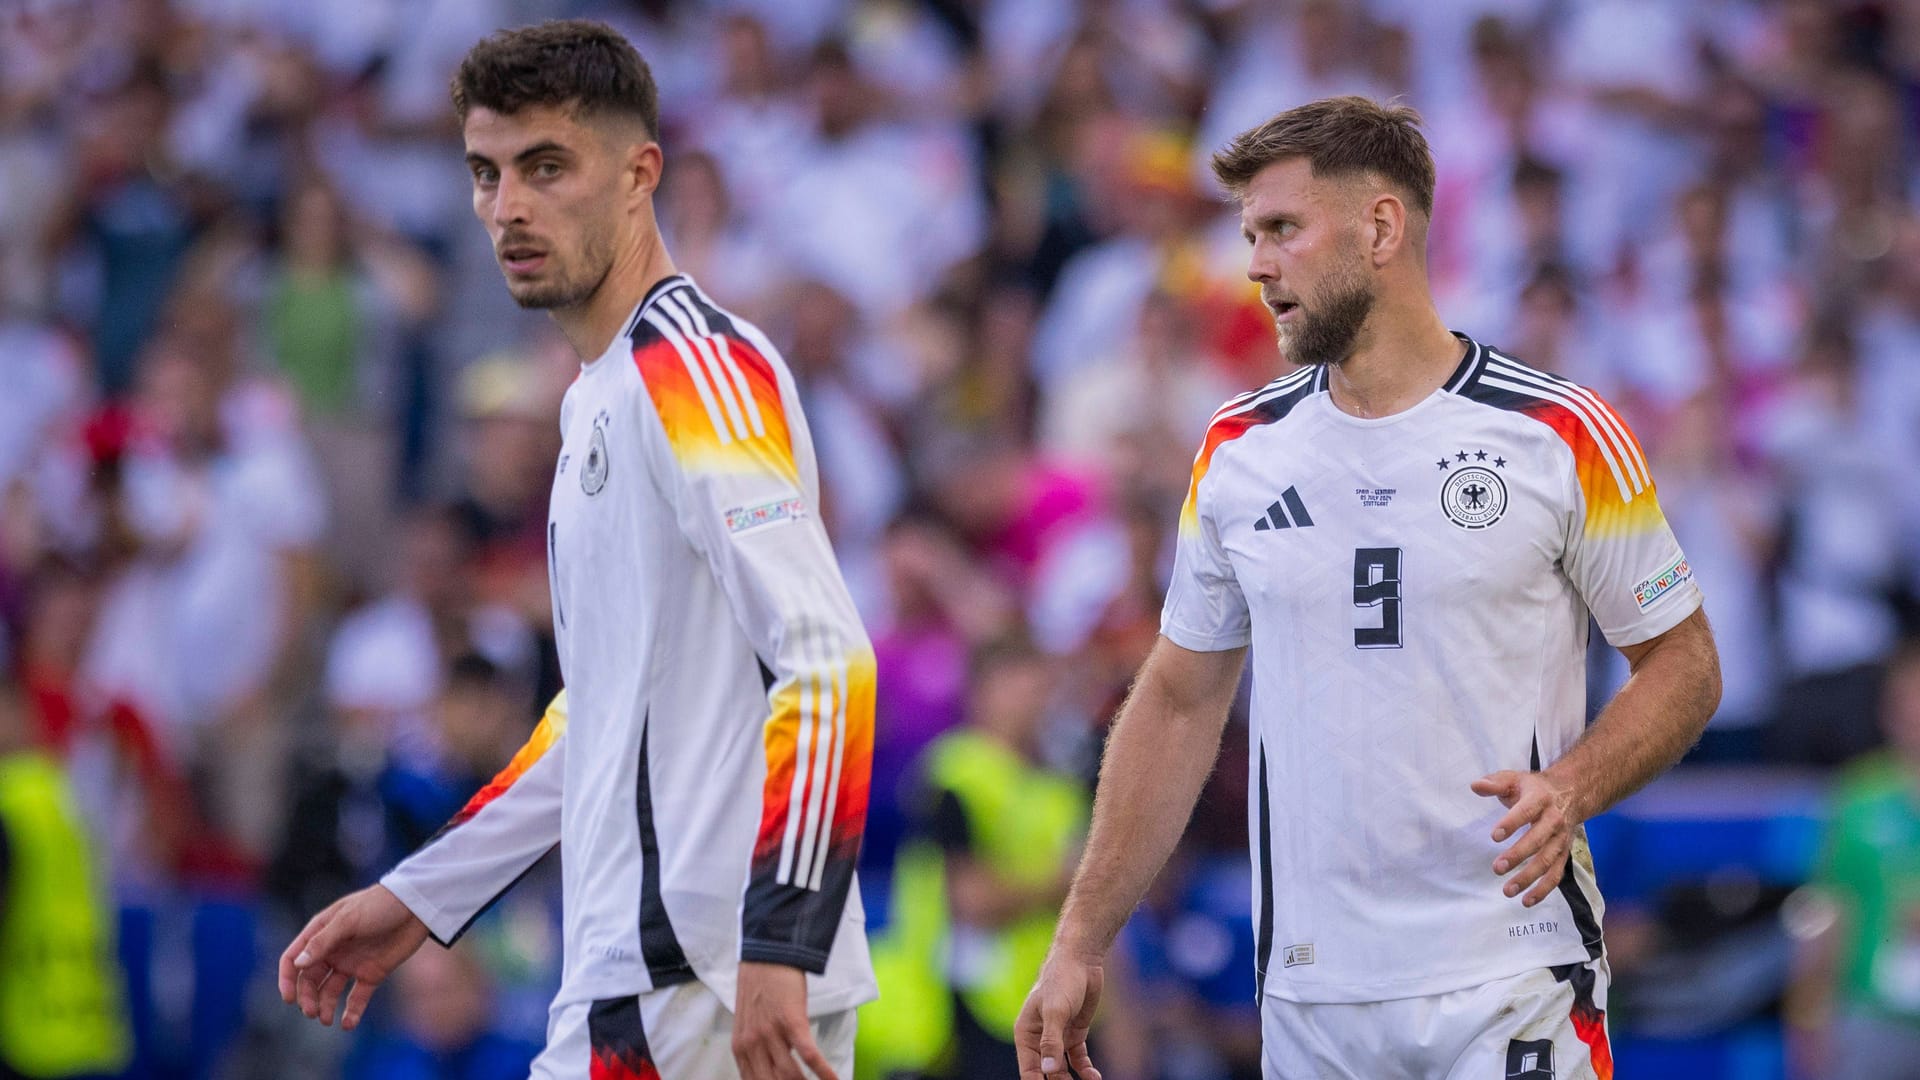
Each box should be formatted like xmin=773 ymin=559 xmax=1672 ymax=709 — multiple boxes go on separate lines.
xmin=0 ymin=752 xmax=131 ymax=1078
xmin=858 ymin=731 xmax=1086 ymax=1076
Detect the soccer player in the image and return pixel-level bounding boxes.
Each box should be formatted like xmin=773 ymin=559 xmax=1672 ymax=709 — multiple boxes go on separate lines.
xmin=1016 ymin=97 xmax=1722 ymax=1080
xmin=277 ymin=23 xmax=877 ymax=1080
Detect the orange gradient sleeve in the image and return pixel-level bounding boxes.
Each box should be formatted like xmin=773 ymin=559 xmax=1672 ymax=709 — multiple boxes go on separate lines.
xmin=1525 ymin=397 xmax=1702 ymax=647
xmin=1162 ymin=382 xmax=1312 ymax=652
xmin=383 ymin=692 xmax=569 ymax=945
xmin=441 ymin=692 xmax=569 ymax=832
xmin=632 ymin=323 xmax=798 ymax=486
xmin=1179 ymin=407 xmax=1267 ymax=539
xmin=633 ymin=298 xmax=874 ymax=972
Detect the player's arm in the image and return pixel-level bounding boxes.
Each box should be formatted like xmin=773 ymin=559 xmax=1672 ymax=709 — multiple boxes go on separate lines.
xmin=1057 ymin=638 xmax=1246 ymax=957
xmin=634 ymin=328 xmax=872 ymax=970
xmin=1018 ymin=636 xmax=1245 ymax=1080
xmin=1474 ymin=610 xmax=1720 ymax=904
xmin=1475 ymin=390 xmax=1721 ymax=906
xmin=1016 ymin=406 xmax=1254 ymax=1080
xmin=380 ymin=690 xmax=570 ymax=939
xmin=717 ymin=505 xmax=873 ymax=975
xmin=279 ymin=692 xmax=569 ymax=1030
xmin=631 ymin=315 xmax=867 ymax=1080
xmin=1548 ymin=609 xmax=1718 ymax=818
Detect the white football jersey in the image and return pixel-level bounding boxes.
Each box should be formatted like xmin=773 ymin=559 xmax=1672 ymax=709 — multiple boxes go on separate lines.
xmin=1162 ymin=335 xmax=1702 ymax=1004
xmin=383 ymin=275 xmax=878 ymax=1016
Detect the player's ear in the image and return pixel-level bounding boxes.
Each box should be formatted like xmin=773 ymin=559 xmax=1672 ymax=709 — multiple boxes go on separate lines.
xmin=624 ymin=137 xmax=664 ymax=208
xmin=1368 ymin=193 xmax=1407 ymax=267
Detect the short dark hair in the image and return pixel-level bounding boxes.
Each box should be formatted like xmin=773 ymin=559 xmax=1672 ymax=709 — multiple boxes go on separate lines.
xmin=1210 ymin=96 xmax=1435 ymax=217
xmin=451 ymin=20 xmax=659 ymax=140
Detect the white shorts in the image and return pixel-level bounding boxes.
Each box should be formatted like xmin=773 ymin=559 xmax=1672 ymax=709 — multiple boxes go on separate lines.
xmin=1262 ymin=959 xmax=1612 ymax=1080
xmin=529 ymin=980 xmax=857 ymax=1080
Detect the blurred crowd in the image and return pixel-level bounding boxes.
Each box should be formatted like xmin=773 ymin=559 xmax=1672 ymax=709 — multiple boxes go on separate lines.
xmin=2 ymin=0 xmax=1920 ymax=1078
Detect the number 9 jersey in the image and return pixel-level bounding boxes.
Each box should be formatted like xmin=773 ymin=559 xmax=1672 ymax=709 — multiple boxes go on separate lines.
xmin=1161 ymin=334 xmax=1702 ymax=1004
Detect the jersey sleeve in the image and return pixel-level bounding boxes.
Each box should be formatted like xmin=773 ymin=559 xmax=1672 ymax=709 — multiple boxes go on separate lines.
xmin=632 ymin=306 xmax=874 ymax=974
xmin=1543 ymin=393 xmax=1704 ymax=647
xmin=380 ymin=692 xmax=567 ymax=945
xmin=1160 ymin=429 xmax=1251 ymax=651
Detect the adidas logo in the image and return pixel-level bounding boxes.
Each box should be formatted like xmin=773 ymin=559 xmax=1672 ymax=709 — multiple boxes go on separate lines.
xmin=1252 ymin=487 xmax=1315 ymax=531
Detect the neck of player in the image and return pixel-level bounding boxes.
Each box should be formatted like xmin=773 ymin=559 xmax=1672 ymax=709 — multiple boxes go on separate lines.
xmin=1324 ymin=295 xmax=1463 ymax=420
xmin=554 ymin=227 xmax=679 ymax=362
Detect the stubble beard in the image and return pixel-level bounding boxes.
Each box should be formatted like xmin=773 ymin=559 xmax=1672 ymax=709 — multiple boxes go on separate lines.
xmin=507 ymin=231 xmax=616 ymax=312
xmin=1277 ymin=262 xmax=1376 ymax=368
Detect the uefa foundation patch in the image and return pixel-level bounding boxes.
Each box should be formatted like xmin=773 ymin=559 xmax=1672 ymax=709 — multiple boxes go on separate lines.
xmin=724 ymin=496 xmax=807 ymax=535
xmin=1632 ymin=555 xmax=1692 ymax=611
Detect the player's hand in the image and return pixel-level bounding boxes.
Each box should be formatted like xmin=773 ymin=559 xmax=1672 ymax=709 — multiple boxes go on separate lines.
xmin=1016 ymin=945 xmax=1105 ymax=1080
xmin=1472 ymin=769 xmax=1582 ymax=907
xmin=733 ymin=961 xmax=836 ymax=1080
xmin=278 ymin=884 xmax=430 ymax=1030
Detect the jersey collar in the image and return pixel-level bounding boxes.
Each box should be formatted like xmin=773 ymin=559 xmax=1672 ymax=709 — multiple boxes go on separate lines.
xmin=620 ymin=273 xmax=691 ymax=340
xmin=1442 ymin=332 xmax=1487 ymax=395
xmin=1307 ymin=332 xmax=1484 ymax=395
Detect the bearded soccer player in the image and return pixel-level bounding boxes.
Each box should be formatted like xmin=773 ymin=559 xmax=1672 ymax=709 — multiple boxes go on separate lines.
xmin=1017 ymin=98 xmax=1722 ymax=1080
xmin=277 ymin=23 xmax=876 ymax=1080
